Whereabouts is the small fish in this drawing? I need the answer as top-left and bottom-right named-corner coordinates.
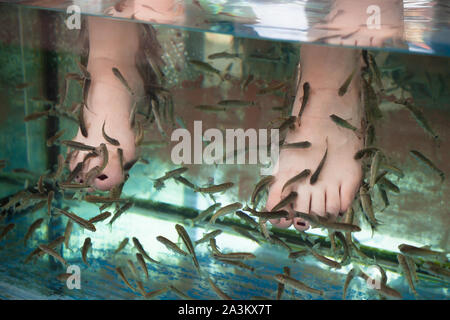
top-left (405, 256), bottom-right (419, 284)
top-left (175, 224), bottom-right (200, 272)
top-left (270, 234), bottom-right (292, 252)
top-left (144, 287), bottom-right (169, 299)
top-left (370, 151), bottom-right (382, 189)
top-left (77, 60), bottom-right (90, 79)
top-left (85, 165), bottom-right (102, 186)
top-left (410, 150), bottom-right (445, 182)
top-left (56, 273), bottom-right (72, 282)
top-left (359, 185), bottom-right (378, 226)
top-left (64, 220), bottom-right (73, 249)
top-left (208, 51), bottom-right (240, 60)
top-left (251, 175), bottom-right (274, 205)
top-left (330, 114), bottom-right (358, 131)
top-left (24, 111), bottom-right (49, 122)
top-left (354, 147), bottom-right (379, 160)
top-left (46, 129), bottom-right (66, 147)
top-left (241, 74), bottom-right (254, 91)
top-left (154, 167), bottom-right (188, 189)
top-left (297, 82), bottom-right (310, 124)
top-left (15, 82), bottom-right (32, 89)
top-left (194, 230), bottom-right (222, 246)
top-left (136, 253), bottom-right (149, 280)
top-left (209, 202), bottom-right (242, 224)
top-left (397, 253), bottom-right (417, 295)
top-left (102, 121), bottom-right (120, 146)
top-left (213, 252), bottom-right (256, 260)
top-left (174, 176), bottom-right (197, 190)
top-left (402, 102), bottom-right (438, 140)
top-left (195, 182), bottom-right (234, 194)
top-left (310, 145), bottom-right (328, 185)
top-left (380, 163), bottom-right (404, 178)
top-left (288, 250), bottom-right (309, 260)
top-left (335, 232), bottom-right (350, 265)
top-left (294, 211), bottom-right (360, 232)
top-left (257, 82), bottom-right (287, 95)
top-left (274, 274), bottom-right (324, 296)
top-left (78, 105), bottom-right (88, 138)
top-left (282, 169), bottom-right (311, 192)
top-left (379, 177), bottom-right (400, 194)
top-left (231, 226), bottom-right (260, 245)
top-left (115, 266), bottom-right (135, 292)
top-left (38, 244), bottom-right (67, 266)
top-left (88, 211), bottom-right (112, 224)
top-left (422, 262), bottom-right (450, 279)
top-left (280, 141), bottom-right (311, 149)
top-left (357, 269), bottom-right (402, 299)
top-left (24, 218), bottom-right (44, 246)
top-left (37, 175), bottom-right (45, 194)
top-left (194, 105), bottom-right (226, 112)
top-left (55, 208), bottom-right (96, 232)
top-left (191, 203), bottom-right (222, 224)
top-left (271, 191), bottom-right (297, 212)
top-left (235, 210), bottom-right (259, 228)
top-left (307, 244), bottom-right (342, 269)
top-left (109, 202), bottom-right (133, 226)
top-left (338, 67), bottom-right (357, 96)
top-left (208, 278), bottom-right (232, 300)
top-left (114, 237), bottom-right (129, 254)
top-left (343, 268), bottom-right (357, 300)
top-left (112, 67), bottom-right (134, 95)
top-left (61, 140), bottom-right (96, 152)
top-left (127, 260), bottom-right (140, 280)
top-left (133, 237), bottom-right (159, 264)
top-left (169, 285), bottom-right (195, 300)
top-left (245, 206), bottom-right (289, 220)
top-left (209, 238), bottom-right (222, 255)
top-left (81, 237), bottom-right (92, 265)
top-left (189, 60), bottom-right (222, 79)
top-left (157, 236), bottom-right (189, 256)
top-left (217, 99), bottom-right (255, 108)
top-left (25, 236), bottom-right (65, 263)
top-left (134, 120), bottom-right (144, 146)
top-left (216, 258), bottom-right (255, 273)
top-left (398, 244), bottom-right (447, 260)
top-left (84, 195), bottom-right (124, 204)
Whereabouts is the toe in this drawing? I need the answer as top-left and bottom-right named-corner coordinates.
top-left (326, 186), bottom-right (341, 219)
top-left (267, 181), bottom-right (293, 228)
top-left (340, 182), bottom-right (360, 213)
top-left (310, 187), bottom-right (326, 217)
top-left (292, 189), bottom-right (311, 231)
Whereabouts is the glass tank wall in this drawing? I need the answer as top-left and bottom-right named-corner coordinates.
top-left (0, 1), bottom-right (449, 300)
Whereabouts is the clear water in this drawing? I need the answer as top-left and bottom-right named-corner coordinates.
top-left (0, 1), bottom-right (449, 300)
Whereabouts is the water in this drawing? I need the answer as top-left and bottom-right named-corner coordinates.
top-left (0, 1), bottom-right (449, 300)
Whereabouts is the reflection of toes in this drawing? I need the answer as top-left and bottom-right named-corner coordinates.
top-left (269, 217), bottom-right (293, 228)
top-left (293, 218), bottom-right (309, 231)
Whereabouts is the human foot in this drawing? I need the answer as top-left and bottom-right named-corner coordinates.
top-left (68, 18), bottom-right (144, 191)
top-left (104, 0), bottom-right (185, 24)
top-left (266, 45), bottom-right (364, 231)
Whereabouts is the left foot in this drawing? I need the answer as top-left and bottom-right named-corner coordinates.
top-left (68, 17), bottom-right (144, 191)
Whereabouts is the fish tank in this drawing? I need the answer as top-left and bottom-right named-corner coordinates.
top-left (0, 0), bottom-right (448, 301)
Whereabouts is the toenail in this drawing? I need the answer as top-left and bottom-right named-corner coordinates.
top-left (97, 174), bottom-right (108, 181)
top-left (296, 221), bottom-right (306, 227)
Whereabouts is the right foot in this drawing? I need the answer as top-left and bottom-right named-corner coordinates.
top-left (266, 45), bottom-right (364, 231)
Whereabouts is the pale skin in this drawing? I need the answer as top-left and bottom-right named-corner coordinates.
top-left (69, 0), bottom-right (403, 231)
top-left (267, 0), bottom-right (404, 231)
